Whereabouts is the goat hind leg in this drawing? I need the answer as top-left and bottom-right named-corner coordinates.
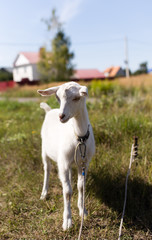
top-left (40, 150), bottom-right (51, 200)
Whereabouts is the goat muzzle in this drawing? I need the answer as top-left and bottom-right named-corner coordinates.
top-left (59, 113), bottom-right (65, 121)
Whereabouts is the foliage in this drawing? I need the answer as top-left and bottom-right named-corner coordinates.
top-left (37, 47), bottom-right (52, 82)
top-left (42, 8), bottom-right (62, 32)
top-left (88, 79), bottom-right (151, 98)
top-left (88, 80), bottom-right (117, 97)
top-left (133, 62), bottom-right (148, 75)
top-left (38, 9), bottom-right (74, 82)
top-left (0, 68), bottom-right (13, 82)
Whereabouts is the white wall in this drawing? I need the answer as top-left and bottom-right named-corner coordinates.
top-left (13, 65), bottom-right (33, 82)
top-left (13, 53), bottom-right (41, 82)
top-left (13, 64), bottom-right (40, 82)
top-left (32, 64), bottom-right (40, 80)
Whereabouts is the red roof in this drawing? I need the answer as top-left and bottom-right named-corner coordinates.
top-left (72, 69), bottom-right (105, 80)
top-left (21, 52), bottom-right (40, 64)
top-left (104, 66), bottom-right (121, 78)
top-left (13, 52), bottom-right (40, 66)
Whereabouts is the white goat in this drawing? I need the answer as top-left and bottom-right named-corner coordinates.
top-left (38, 81), bottom-right (95, 231)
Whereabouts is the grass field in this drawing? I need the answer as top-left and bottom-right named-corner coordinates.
top-left (0, 75), bottom-right (152, 239)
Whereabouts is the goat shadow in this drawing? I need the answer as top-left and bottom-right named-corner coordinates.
top-left (87, 166), bottom-right (152, 231)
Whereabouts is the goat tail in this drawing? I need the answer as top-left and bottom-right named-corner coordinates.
top-left (40, 102), bottom-right (51, 113)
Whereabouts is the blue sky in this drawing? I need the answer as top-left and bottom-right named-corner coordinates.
top-left (0, 0), bottom-right (152, 72)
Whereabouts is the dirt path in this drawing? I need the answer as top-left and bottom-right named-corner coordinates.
top-left (0, 97), bottom-right (97, 103)
top-left (0, 97), bottom-right (42, 102)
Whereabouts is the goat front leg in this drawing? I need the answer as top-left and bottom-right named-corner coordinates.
top-left (77, 165), bottom-right (88, 218)
top-left (58, 162), bottom-right (72, 231)
top-left (40, 150), bottom-right (51, 200)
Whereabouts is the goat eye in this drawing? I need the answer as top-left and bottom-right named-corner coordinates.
top-left (73, 97), bottom-right (80, 101)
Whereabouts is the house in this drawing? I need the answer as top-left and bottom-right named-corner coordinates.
top-left (104, 66), bottom-right (125, 79)
top-left (13, 52), bottom-right (40, 84)
top-left (71, 69), bottom-right (105, 81)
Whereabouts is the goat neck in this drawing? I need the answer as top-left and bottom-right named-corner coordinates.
top-left (72, 104), bottom-right (89, 137)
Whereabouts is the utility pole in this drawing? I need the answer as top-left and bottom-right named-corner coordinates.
top-left (124, 36), bottom-right (130, 78)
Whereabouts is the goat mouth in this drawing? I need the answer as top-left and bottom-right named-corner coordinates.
top-left (60, 117), bottom-right (69, 123)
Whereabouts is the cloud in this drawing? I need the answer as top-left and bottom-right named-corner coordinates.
top-left (59, 0), bottom-right (83, 23)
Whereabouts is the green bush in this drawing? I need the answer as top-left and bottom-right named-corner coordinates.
top-left (88, 80), bottom-right (117, 97)
top-left (0, 69), bottom-right (13, 82)
top-left (88, 79), bottom-right (152, 99)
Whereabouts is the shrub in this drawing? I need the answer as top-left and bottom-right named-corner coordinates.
top-left (0, 69), bottom-right (13, 82)
top-left (88, 80), bottom-right (117, 97)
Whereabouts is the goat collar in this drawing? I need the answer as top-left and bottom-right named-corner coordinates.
top-left (77, 125), bottom-right (90, 143)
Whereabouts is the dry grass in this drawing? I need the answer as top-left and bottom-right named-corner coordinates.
top-left (1, 75), bottom-right (152, 99)
top-left (116, 74), bottom-right (152, 87)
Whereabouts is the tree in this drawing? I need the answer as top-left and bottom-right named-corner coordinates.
top-left (0, 68), bottom-right (13, 82)
top-left (139, 62), bottom-right (148, 73)
top-left (42, 8), bottom-right (62, 32)
top-left (133, 62), bottom-right (148, 75)
top-left (38, 9), bottom-right (74, 82)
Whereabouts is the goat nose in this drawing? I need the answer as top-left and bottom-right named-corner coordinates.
top-left (59, 113), bottom-right (65, 120)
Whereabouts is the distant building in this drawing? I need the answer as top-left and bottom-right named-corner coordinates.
top-left (71, 69), bottom-right (105, 81)
top-left (104, 66), bottom-right (125, 79)
top-left (13, 52), bottom-right (40, 83)
top-left (148, 69), bottom-right (152, 74)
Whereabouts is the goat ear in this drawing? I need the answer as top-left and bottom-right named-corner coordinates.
top-left (37, 86), bottom-right (59, 96)
top-left (79, 86), bottom-right (88, 97)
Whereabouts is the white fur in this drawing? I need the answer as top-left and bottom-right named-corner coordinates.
top-left (38, 82), bottom-right (95, 231)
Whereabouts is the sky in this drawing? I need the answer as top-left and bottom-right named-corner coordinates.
top-left (0, 0), bottom-right (152, 72)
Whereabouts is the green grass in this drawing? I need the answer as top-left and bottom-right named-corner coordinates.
top-left (0, 85), bottom-right (152, 239)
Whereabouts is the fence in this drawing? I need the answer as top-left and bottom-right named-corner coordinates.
top-left (0, 81), bottom-right (15, 91)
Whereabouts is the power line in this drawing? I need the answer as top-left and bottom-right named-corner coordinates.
top-left (0, 39), bottom-right (152, 47)
top-left (0, 38), bottom-right (124, 47)
top-left (73, 38), bottom-right (123, 46)
top-left (0, 42), bottom-right (41, 47)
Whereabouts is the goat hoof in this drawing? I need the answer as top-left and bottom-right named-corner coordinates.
top-left (40, 194), bottom-right (47, 200)
top-left (62, 218), bottom-right (72, 231)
